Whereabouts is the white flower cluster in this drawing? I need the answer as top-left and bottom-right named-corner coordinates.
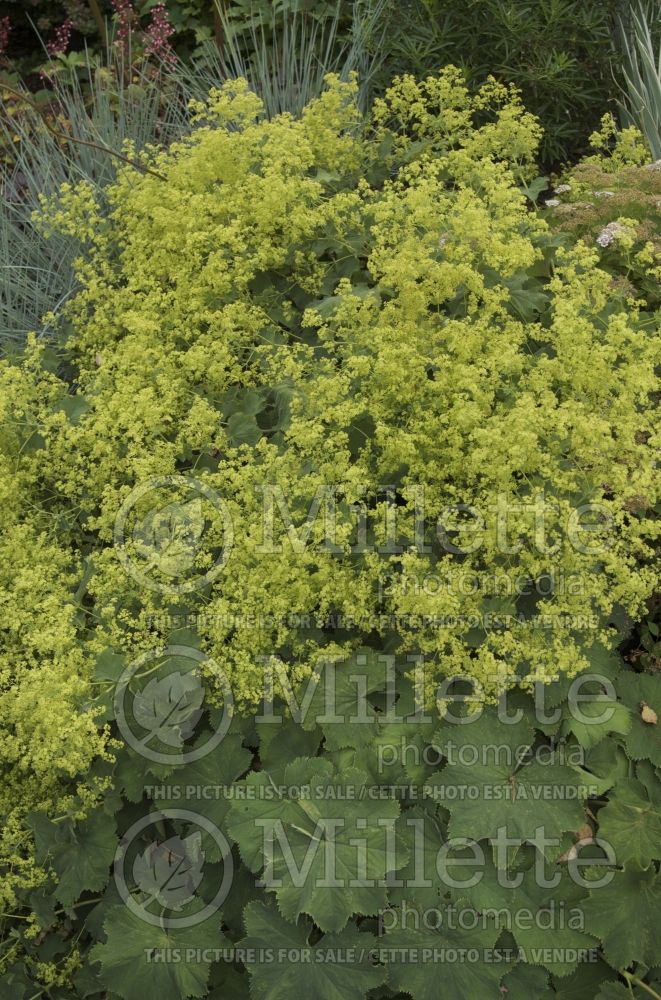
top-left (596, 221), bottom-right (629, 248)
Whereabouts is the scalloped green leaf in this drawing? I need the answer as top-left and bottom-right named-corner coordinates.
top-left (596, 776), bottom-right (661, 868)
top-left (227, 759), bottom-right (405, 932)
top-left (582, 866), bottom-right (661, 969)
top-left (89, 904), bottom-right (226, 1000)
top-left (241, 900), bottom-right (386, 999)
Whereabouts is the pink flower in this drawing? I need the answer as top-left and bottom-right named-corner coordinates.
top-left (46, 17), bottom-right (73, 57)
top-left (144, 3), bottom-right (176, 64)
top-left (111, 0), bottom-right (137, 44)
top-left (0, 16), bottom-right (11, 62)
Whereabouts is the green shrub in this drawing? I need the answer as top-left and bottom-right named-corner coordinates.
top-left (373, 0), bottom-right (627, 164)
top-left (0, 72), bottom-right (659, 997)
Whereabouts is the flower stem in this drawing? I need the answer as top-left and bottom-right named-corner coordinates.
top-left (622, 971), bottom-right (661, 1000)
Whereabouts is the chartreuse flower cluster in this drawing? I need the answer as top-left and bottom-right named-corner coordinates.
top-left (0, 70), bottom-right (659, 995)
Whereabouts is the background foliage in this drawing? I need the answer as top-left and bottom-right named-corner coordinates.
top-left (0, 0), bottom-right (649, 165)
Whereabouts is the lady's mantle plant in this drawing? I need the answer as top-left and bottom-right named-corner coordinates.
top-left (0, 70), bottom-right (659, 997)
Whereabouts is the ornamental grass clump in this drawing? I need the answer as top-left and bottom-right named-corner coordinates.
top-left (0, 72), bottom-right (659, 987)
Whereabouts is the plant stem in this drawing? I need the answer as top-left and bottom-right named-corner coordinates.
top-left (0, 84), bottom-right (167, 181)
top-left (623, 971), bottom-right (661, 1000)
